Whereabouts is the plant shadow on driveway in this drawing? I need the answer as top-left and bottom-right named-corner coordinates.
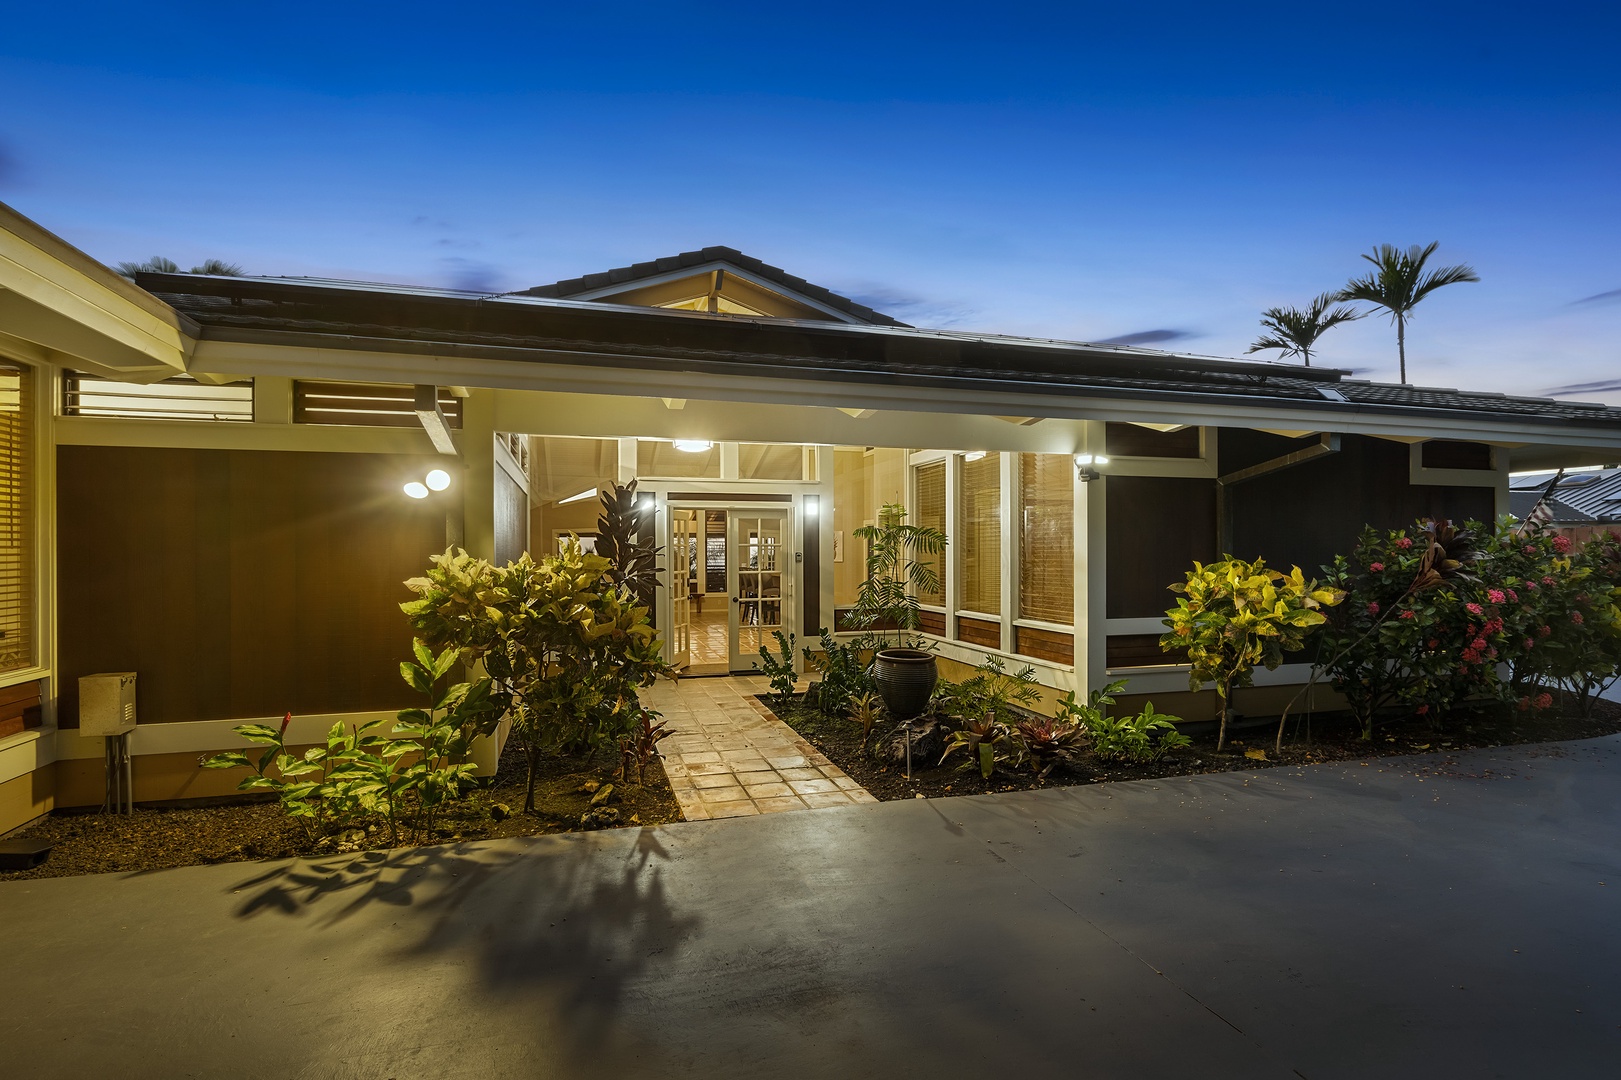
top-left (225, 826), bottom-right (704, 1059)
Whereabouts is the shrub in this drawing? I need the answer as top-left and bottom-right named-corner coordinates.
top-left (756, 629), bottom-right (798, 705)
top-left (617, 707), bottom-right (676, 785)
top-left (803, 629), bottom-right (873, 716)
top-left (931, 656), bottom-right (1041, 727)
top-left (1162, 557), bottom-right (1344, 750)
top-left (849, 503), bottom-right (946, 651)
top-left (1083, 704), bottom-right (1191, 763)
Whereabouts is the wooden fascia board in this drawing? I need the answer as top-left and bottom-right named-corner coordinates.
top-left (186, 336), bottom-right (1621, 454)
top-left (0, 220), bottom-right (192, 375)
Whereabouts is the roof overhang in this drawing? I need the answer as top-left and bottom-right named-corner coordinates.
top-left (0, 200), bottom-right (194, 379)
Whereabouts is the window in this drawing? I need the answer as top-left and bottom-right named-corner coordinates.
top-left (1018, 454), bottom-right (1073, 625)
top-left (63, 371), bottom-right (252, 422)
top-left (294, 382), bottom-right (463, 428)
top-left (914, 461), bottom-right (946, 606)
top-left (0, 364), bottom-right (32, 673)
top-left (960, 452), bottom-right (1000, 614)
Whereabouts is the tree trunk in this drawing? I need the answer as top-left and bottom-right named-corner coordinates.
top-left (1216, 677), bottom-right (1232, 751)
top-left (524, 744), bottom-right (541, 813)
top-left (1397, 315), bottom-right (1407, 384)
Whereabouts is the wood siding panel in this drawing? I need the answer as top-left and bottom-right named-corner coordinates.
top-left (493, 466), bottom-right (528, 566)
top-left (955, 615), bottom-right (1000, 648)
top-left (1421, 440), bottom-right (1493, 470)
top-left (1106, 634), bottom-right (1186, 668)
top-left (58, 446), bottom-right (445, 726)
top-left (1105, 423), bottom-right (1201, 459)
top-left (1106, 476), bottom-right (1219, 619)
top-left (919, 609), bottom-right (947, 637)
top-left (1014, 625), bottom-right (1073, 665)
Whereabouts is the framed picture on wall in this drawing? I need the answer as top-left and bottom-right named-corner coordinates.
top-left (554, 530), bottom-right (599, 554)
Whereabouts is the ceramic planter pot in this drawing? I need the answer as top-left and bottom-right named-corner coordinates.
top-left (872, 648), bottom-right (938, 721)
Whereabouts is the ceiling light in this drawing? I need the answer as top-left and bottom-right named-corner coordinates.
top-left (963, 450), bottom-right (987, 462)
top-left (558, 487), bottom-right (598, 505)
top-left (425, 468), bottom-right (451, 491)
top-left (403, 481), bottom-right (429, 499)
top-left (673, 439), bottom-right (713, 453)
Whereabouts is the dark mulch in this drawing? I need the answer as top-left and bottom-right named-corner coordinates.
top-left (0, 742), bottom-right (681, 881)
top-left (766, 693), bottom-right (1621, 802)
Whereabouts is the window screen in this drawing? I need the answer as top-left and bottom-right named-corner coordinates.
top-left (914, 461), bottom-right (946, 606)
top-left (1018, 454), bottom-right (1074, 625)
top-left (960, 453), bottom-right (1001, 614)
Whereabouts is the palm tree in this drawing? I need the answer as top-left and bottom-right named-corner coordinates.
top-left (1246, 292), bottom-right (1361, 367)
top-left (1333, 242), bottom-right (1479, 383)
top-left (114, 257), bottom-right (245, 279)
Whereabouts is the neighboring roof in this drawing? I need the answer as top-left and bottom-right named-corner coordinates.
top-left (141, 271), bottom-right (1621, 452)
top-left (1509, 467), bottom-right (1621, 523)
top-left (512, 246), bottom-right (910, 327)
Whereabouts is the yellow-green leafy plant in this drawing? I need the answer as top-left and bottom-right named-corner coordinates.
top-left (848, 691), bottom-right (884, 748)
top-left (1161, 557), bottom-right (1345, 751)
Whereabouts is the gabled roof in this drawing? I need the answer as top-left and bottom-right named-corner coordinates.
top-left (1510, 467), bottom-right (1621, 523)
top-left (512, 246), bottom-right (910, 327)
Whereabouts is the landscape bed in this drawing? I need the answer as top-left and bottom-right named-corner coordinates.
top-left (763, 693), bottom-right (1621, 801)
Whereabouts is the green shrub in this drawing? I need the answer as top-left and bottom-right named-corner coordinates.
top-left (931, 656), bottom-right (1040, 726)
top-left (803, 629), bottom-right (872, 716)
top-left (755, 629), bottom-right (798, 705)
top-left (1083, 703), bottom-right (1191, 763)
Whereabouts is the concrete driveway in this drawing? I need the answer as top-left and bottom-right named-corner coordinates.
top-left (3, 737), bottom-right (1620, 1079)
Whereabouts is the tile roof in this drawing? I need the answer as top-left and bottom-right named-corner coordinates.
top-left (512, 246), bottom-right (910, 327)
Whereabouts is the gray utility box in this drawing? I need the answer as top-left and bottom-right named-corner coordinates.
top-left (79, 673), bottom-right (137, 737)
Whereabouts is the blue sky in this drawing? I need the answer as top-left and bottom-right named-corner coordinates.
top-left (4, 2), bottom-right (1619, 400)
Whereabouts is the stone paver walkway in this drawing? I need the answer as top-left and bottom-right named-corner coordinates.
top-left (644, 675), bottom-right (877, 819)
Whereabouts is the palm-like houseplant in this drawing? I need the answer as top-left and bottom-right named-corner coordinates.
top-left (1333, 242), bottom-right (1479, 384)
top-left (850, 503), bottom-right (947, 720)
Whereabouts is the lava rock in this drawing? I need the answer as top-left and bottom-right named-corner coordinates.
top-left (490, 802), bottom-right (511, 822)
top-left (882, 719), bottom-right (945, 766)
top-left (580, 807), bottom-right (621, 830)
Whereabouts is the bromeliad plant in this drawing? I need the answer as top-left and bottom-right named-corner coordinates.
top-left (939, 716), bottom-right (1011, 779)
top-left (203, 643), bottom-right (504, 847)
top-left (1010, 715), bottom-right (1087, 778)
top-left (1161, 557), bottom-right (1344, 751)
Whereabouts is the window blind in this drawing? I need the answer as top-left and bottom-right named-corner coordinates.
top-left (960, 452), bottom-right (1001, 614)
top-left (0, 364), bottom-right (32, 673)
top-left (1019, 453), bottom-right (1074, 625)
top-left (914, 461), bottom-right (946, 606)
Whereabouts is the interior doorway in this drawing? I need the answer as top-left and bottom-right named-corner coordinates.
top-left (668, 503), bottom-right (794, 675)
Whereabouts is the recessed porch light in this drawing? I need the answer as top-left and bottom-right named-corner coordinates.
top-left (403, 481), bottom-right (429, 499)
top-left (673, 439), bottom-right (713, 453)
top-left (425, 468), bottom-right (451, 491)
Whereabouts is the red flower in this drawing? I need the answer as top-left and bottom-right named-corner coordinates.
top-left (1523, 638), bottom-right (1534, 650)
top-left (1553, 535), bottom-right (1573, 554)
top-left (279, 711), bottom-right (293, 737)
top-left (1427, 639), bottom-right (1439, 649)
top-left (1367, 601), bottom-right (1380, 615)
top-left (1488, 589), bottom-right (1506, 604)
top-left (1396, 537), bottom-right (1413, 549)
top-left (1471, 637), bottom-right (1488, 650)
top-left (1572, 611), bottom-right (1585, 625)
top-left (1542, 576), bottom-right (1558, 586)
top-left (1369, 562), bottom-right (1385, 572)
top-left (1507, 589), bottom-right (1519, 602)
top-left (1538, 625), bottom-right (1552, 637)
top-left (1466, 602), bottom-right (1484, 616)
top-left (1416, 704), bottom-right (1429, 715)
top-left (1523, 544), bottom-right (1537, 555)
top-left (1399, 609), bottom-right (1416, 620)
top-left (1461, 648), bottom-right (1481, 663)
top-left (1534, 692), bottom-right (1553, 710)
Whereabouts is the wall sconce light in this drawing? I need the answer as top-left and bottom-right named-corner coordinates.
top-left (404, 468), bottom-right (455, 499)
top-left (1074, 453), bottom-right (1109, 482)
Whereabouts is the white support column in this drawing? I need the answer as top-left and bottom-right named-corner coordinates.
top-left (461, 389), bottom-right (496, 560)
top-left (252, 376), bottom-right (293, 425)
top-left (999, 450), bottom-right (1017, 654)
top-left (945, 452), bottom-right (961, 643)
top-left (1081, 423), bottom-right (1109, 694)
top-left (817, 446), bottom-right (836, 640)
top-left (617, 437), bottom-right (638, 485)
top-left (720, 441), bottom-right (740, 480)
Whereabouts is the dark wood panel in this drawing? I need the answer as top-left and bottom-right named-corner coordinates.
top-left (802, 500), bottom-right (821, 637)
top-left (919, 609), bottom-right (947, 637)
top-left (1014, 625), bottom-right (1073, 664)
top-left (1105, 423), bottom-right (1201, 459)
top-left (0, 678), bottom-right (41, 738)
top-left (1106, 476), bottom-right (1218, 619)
top-left (1422, 440), bottom-right (1493, 470)
top-left (493, 467), bottom-right (527, 566)
top-left (955, 615), bottom-right (1000, 648)
top-left (1106, 634), bottom-right (1185, 668)
top-left (59, 446), bottom-right (446, 726)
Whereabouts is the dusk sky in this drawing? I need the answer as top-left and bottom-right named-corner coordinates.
top-left (4, 2), bottom-right (1618, 400)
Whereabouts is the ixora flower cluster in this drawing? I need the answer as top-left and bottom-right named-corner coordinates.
top-left (1317, 520), bottom-right (1621, 738)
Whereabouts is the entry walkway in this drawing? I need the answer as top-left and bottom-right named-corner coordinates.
top-left (643, 675), bottom-right (877, 820)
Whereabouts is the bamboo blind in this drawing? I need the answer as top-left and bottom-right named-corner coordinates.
top-left (0, 365), bottom-right (31, 673)
top-left (1018, 453), bottom-right (1074, 625)
top-left (914, 460), bottom-right (946, 605)
top-left (960, 452), bottom-right (1001, 614)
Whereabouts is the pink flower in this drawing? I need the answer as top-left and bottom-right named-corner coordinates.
top-left (1523, 638), bottom-right (1535, 650)
top-left (1369, 562), bottom-right (1385, 572)
top-left (1538, 625), bottom-right (1552, 637)
top-left (1507, 589), bottom-right (1519, 602)
top-left (1572, 611), bottom-right (1585, 625)
top-left (1471, 637), bottom-right (1488, 651)
top-left (1523, 544), bottom-right (1537, 555)
top-left (1416, 704), bottom-right (1429, 715)
top-left (1396, 537), bottom-right (1413, 550)
top-left (1488, 589), bottom-right (1506, 604)
top-left (1367, 601), bottom-right (1380, 615)
top-left (1542, 576), bottom-right (1558, 586)
top-left (1534, 692), bottom-right (1553, 710)
top-left (1399, 610), bottom-right (1416, 620)
top-left (1466, 602), bottom-right (1484, 616)
top-left (1524, 581), bottom-right (1538, 591)
top-left (1461, 647), bottom-right (1481, 663)
top-left (1553, 535), bottom-right (1573, 554)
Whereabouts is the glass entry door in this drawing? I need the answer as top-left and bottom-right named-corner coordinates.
top-left (670, 510), bottom-right (694, 669)
top-left (728, 511), bottom-right (789, 671)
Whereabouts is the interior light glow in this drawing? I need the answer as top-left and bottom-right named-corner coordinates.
top-left (425, 468), bottom-right (452, 491)
top-left (963, 450), bottom-right (987, 462)
top-left (558, 486), bottom-right (598, 505)
top-left (1074, 454), bottom-right (1110, 467)
top-left (403, 482), bottom-right (430, 499)
top-left (673, 439), bottom-right (713, 453)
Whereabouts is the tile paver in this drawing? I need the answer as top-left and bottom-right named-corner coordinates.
top-left (646, 674), bottom-right (879, 819)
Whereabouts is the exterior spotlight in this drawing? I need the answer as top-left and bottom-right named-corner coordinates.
top-left (963, 450), bottom-right (987, 462)
top-left (673, 439), bottom-right (713, 453)
top-left (1074, 453), bottom-right (1109, 483)
top-left (404, 481), bottom-right (430, 499)
top-left (425, 468), bottom-right (451, 491)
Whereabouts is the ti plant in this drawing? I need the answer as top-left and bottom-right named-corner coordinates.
top-left (939, 716), bottom-right (1011, 780)
top-left (597, 480), bottom-right (663, 610)
top-left (848, 691), bottom-right (885, 749)
top-left (618, 707), bottom-right (677, 785)
top-left (1161, 558), bottom-right (1344, 751)
top-left (756, 629), bottom-right (798, 705)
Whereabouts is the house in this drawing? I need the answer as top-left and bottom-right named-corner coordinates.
top-left (4, 199), bottom-right (1621, 835)
top-left (1509, 467), bottom-right (1621, 546)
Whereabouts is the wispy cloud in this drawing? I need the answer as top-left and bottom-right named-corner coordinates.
top-left (842, 284), bottom-right (974, 327)
top-left (1542, 378), bottom-right (1621, 397)
top-left (1571, 288), bottom-right (1621, 306)
top-left (438, 257), bottom-right (506, 293)
top-left (1096, 329), bottom-right (1198, 346)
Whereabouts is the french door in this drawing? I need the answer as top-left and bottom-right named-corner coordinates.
top-left (728, 511), bottom-right (789, 672)
top-left (670, 510), bottom-right (694, 669)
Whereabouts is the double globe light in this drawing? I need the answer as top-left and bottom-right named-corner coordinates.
top-left (404, 468), bottom-right (452, 499)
